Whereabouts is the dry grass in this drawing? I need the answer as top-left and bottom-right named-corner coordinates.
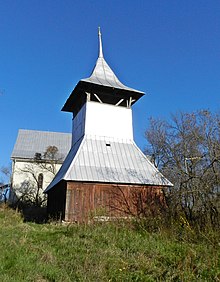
top-left (0, 205), bottom-right (219, 281)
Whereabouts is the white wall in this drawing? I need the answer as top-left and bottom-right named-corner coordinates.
top-left (85, 101), bottom-right (133, 140)
top-left (12, 160), bottom-right (62, 203)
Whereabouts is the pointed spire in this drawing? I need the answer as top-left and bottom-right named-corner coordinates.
top-left (62, 28), bottom-right (145, 113)
top-left (80, 28), bottom-right (144, 96)
top-left (98, 27), bottom-right (103, 58)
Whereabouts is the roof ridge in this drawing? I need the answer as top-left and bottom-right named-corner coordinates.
top-left (18, 129), bottom-right (71, 135)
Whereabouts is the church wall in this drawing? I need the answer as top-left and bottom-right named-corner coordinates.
top-left (12, 159), bottom-right (62, 204)
top-left (64, 182), bottom-right (167, 222)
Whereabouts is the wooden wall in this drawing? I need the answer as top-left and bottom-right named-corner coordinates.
top-left (64, 182), bottom-right (167, 222)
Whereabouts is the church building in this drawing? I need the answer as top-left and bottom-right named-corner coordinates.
top-left (45, 29), bottom-right (172, 222)
top-left (11, 129), bottom-right (71, 205)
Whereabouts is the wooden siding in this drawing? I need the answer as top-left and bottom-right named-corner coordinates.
top-left (65, 182), bottom-right (167, 222)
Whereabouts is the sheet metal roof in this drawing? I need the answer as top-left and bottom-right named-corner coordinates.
top-left (62, 28), bottom-right (144, 113)
top-left (81, 57), bottom-right (144, 94)
top-left (81, 28), bottom-right (144, 94)
top-left (45, 136), bottom-right (172, 192)
top-left (11, 129), bottom-right (72, 161)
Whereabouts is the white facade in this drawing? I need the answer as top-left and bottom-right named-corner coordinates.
top-left (72, 101), bottom-right (133, 145)
top-left (12, 159), bottom-right (62, 205)
top-left (85, 101), bottom-right (133, 140)
top-left (12, 160), bottom-right (62, 191)
top-left (11, 129), bottom-right (72, 205)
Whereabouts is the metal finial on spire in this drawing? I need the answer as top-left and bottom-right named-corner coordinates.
top-left (98, 27), bottom-right (103, 58)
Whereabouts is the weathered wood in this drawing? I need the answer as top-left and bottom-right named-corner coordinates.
top-left (63, 182), bottom-right (167, 222)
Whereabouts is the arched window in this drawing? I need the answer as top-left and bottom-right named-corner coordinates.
top-left (38, 173), bottom-right (43, 189)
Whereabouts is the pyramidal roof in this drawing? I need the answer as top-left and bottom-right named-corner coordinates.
top-left (81, 27), bottom-right (144, 94)
top-left (45, 137), bottom-right (173, 192)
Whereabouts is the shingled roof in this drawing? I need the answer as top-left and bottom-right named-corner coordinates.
top-left (11, 129), bottom-right (72, 162)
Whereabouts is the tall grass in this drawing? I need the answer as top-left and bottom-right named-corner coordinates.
top-left (0, 205), bottom-right (219, 281)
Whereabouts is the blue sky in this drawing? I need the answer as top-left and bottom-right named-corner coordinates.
top-left (0, 0), bottom-right (220, 177)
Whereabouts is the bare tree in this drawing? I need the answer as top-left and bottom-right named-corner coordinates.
top-left (108, 186), bottom-right (166, 218)
top-left (16, 146), bottom-right (61, 207)
top-left (34, 145), bottom-right (61, 175)
top-left (0, 165), bottom-right (11, 184)
top-left (145, 110), bottom-right (220, 227)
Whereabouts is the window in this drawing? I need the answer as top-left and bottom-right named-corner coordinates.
top-left (38, 173), bottom-right (43, 189)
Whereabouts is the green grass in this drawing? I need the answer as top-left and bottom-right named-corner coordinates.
top-left (0, 206), bottom-right (219, 281)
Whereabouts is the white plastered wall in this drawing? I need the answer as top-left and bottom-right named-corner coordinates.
top-left (12, 159), bottom-right (62, 202)
top-left (72, 101), bottom-right (133, 142)
top-left (85, 101), bottom-right (133, 140)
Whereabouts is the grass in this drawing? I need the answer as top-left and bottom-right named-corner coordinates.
top-left (0, 205), bottom-right (219, 281)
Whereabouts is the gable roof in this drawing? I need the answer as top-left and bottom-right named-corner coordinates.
top-left (45, 136), bottom-right (173, 192)
top-left (11, 129), bottom-right (72, 162)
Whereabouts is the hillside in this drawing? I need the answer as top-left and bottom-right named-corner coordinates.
top-left (0, 206), bottom-right (219, 281)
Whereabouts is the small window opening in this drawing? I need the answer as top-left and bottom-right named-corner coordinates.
top-left (106, 143), bottom-right (111, 147)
